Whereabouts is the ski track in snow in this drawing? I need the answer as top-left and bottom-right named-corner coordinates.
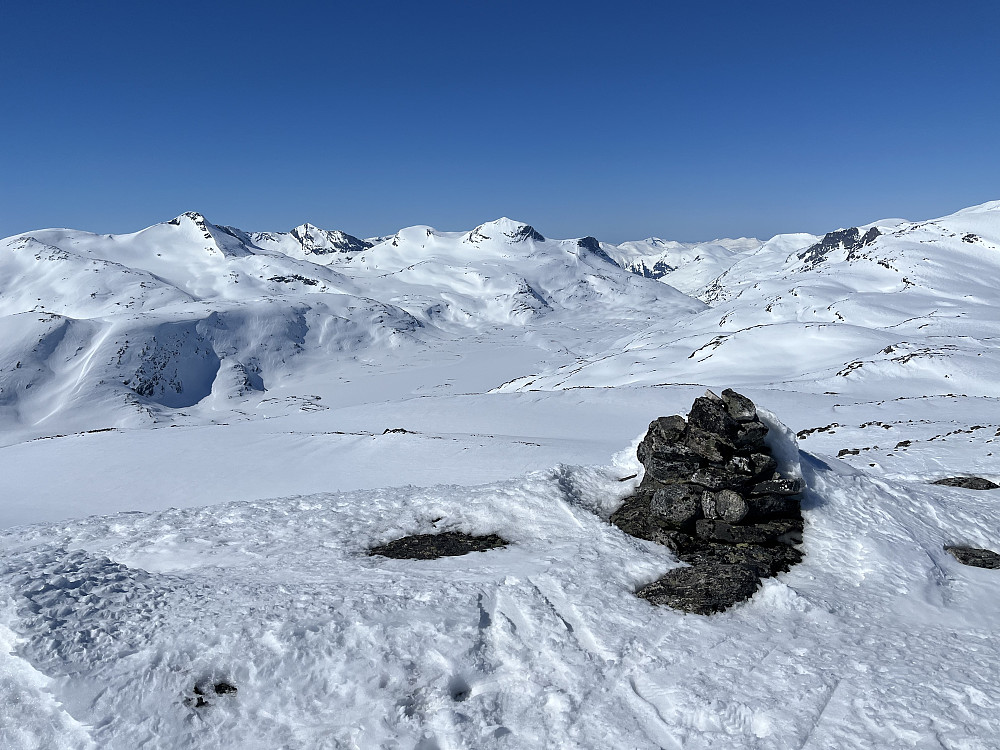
top-left (2, 204), bottom-right (1000, 747)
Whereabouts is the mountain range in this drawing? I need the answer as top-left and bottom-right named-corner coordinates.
top-left (2, 201), bottom-right (999, 749)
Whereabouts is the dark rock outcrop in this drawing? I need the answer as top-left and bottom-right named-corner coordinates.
top-left (577, 236), bottom-right (616, 264)
top-left (797, 226), bottom-right (881, 270)
top-left (945, 546), bottom-right (1000, 569)
top-left (369, 532), bottom-right (508, 560)
top-left (611, 389), bottom-right (804, 614)
top-left (932, 476), bottom-right (999, 490)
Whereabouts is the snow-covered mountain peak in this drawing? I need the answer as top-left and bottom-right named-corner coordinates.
top-left (947, 198), bottom-right (1000, 215)
top-left (157, 211), bottom-right (258, 258)
top-left (172, 210), bottom-right (209, 225)
top-left (465, 217), bottom-right (545, 245)
top-left (575, 236), bottom-right (617, 264)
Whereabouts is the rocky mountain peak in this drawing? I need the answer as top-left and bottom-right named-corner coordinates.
top-left (289, 223), bottom-right (372, 255)
top-left (796, 226), bottom-right (881, 270)
top-left (465, 218), bottom-right (545, 245)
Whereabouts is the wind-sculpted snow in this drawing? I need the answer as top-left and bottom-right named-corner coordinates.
top-left (2, 457), bottom-right (999, 748)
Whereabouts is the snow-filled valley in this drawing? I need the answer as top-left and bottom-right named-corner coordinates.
top-left (2, 202), bottom-right (1000, 749)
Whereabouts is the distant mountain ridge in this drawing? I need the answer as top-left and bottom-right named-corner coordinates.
top-left (2, 201), bottom-right (999, 436)
top-left (0, 213), bottom-right (702, 432)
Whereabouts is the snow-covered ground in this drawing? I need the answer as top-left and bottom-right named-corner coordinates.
top-left (2, 202), bottom-right (999, 748)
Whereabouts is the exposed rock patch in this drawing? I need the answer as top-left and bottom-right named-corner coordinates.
top-left (945, 546), bottom-right (1000, 569)
top-left (797, 226), bottom-right (881, 270)
top-left (186, 681), bottom-right (238, 709)
top-left (611, 389), bottom-right (804, 614)
top-left (369, 532), bottom-right (508, 560)
top-left (932, 476), bottom-right (999, 490)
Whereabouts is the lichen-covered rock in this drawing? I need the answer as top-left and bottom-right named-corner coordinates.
top-left (636, 562), bottom-right (762, 615)
top-left (635, 415), bottom-right (687, 465)
top-left (687, 396), bottom-right (738, 439)
top-left (721, 388), bottom-right (757, 422)
top-left (644, 451), bottom-right (701, 484)
top-left (732, 421), bottom-right (769, 451)
top-left (649, 484), bottom-right (703, 529)
top-left (683, 425), bottom-right (733, 463)
top-left (701, 489), bottom-right (748, 523)
top-left (682, 542), bottom-right (802, 578)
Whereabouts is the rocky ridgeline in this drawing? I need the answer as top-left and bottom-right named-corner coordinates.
top-left (611, 389), bottom-right (804, 614)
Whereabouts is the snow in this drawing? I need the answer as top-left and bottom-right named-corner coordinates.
top-left (2, 202), bottom-right (1000, 747)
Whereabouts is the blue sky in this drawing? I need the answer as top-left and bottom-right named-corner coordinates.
top-left (2, 0), bottom-right (998, 242)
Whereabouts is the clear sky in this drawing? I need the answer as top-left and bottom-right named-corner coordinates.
top-left (2, 0), bottom-right (998, 243)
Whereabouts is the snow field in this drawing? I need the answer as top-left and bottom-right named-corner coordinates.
top-left (3, 443), bottom-right (999, 748)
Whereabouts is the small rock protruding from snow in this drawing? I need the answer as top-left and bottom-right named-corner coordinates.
top-left (611, 389), bottom-right (805, 614)
top-left (932, 476), bottom-right (1000, 490)
top-left (945, 546), bottom-right (1000, 568)
top-left (186, 680), bottom-right (238, 709)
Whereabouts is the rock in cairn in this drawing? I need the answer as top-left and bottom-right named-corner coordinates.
top-left (611, 389), bottom-right (804, 614)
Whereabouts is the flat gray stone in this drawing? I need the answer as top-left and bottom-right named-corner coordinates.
top-left (369, 532), bottom-right (508, 559)
top-left (695, 518), bottom-right (803, 546)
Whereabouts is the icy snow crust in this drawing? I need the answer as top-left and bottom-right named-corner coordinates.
top-left (2, 203), bottom-right (1000, 747)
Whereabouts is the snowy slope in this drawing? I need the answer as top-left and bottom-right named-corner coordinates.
top-left (2, 202), bottom-right (1000, 749)
top-left (0, 213), bottom-right (700, 438)
top-left (2, 418), bottom-right (999, 749)
top-left (505, 201), bottom-right (1000, 400)
top-left (606, 236), bottom-right (762, 296)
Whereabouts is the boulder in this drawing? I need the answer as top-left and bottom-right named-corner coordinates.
top-left (649, 484), bottom-right (703, 529)
top-left (701, 489), bottom-right (748, 523)
top-left (644, 451), bottom-right (701, 484)
top-left (687, 396), bottom-right (738, 439)
top-left (683, 425), bottom-right (734, 463)
top-left (732, 420), bottom-right (769, 451)
top-left (682, 542), bottom-right (802, 578)
top-left (721, 388), bottom-right (757, 422)
top-left (636, 415), bottom-right (687, 465)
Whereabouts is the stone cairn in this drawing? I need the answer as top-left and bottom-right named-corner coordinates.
top-left (611, 389), bottom-right (804, 614)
